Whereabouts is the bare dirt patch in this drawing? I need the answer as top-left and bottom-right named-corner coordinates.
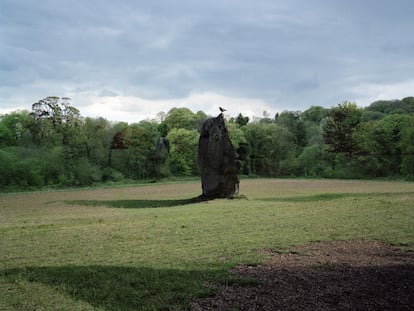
top-left (192, 240), bottom-right (414, 310)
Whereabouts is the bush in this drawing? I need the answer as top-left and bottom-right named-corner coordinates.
top-left (102, 167), bottom-right (125, 182)
top-left (0, 148), bottom-right (45, 188)
top-left (0, 149), bottom-right (15, 187)
top-left (72, 157), bottom-right (102, 186)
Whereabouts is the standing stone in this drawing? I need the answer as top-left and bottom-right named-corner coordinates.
top-left (198, 114), bottom-right (239, 198)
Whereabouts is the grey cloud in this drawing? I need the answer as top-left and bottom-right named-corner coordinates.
top-left (1, 0), bottom-right (414, 115)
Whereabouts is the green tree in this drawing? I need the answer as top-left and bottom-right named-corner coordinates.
top-left (323, 102), bottom-right (362, 155)
top-left (108, 122), bottom-right (129, 179)
top-left (235, 113), bottom-right (249, 127)
top-left (227, 123), bottom-right (250, 174)
top-left (302, 106), bottom-right (327, 124)
top-left (83, 117), bottom-right (112, 167)
top-left (0, 110), bottom-right (32, 147)
top-left (359, 114), bottom-right (412, 176)
top-left (159, 108), bottom-right (201, 136)
top-left (360, 110), bottom-right (384, 122)
top-left (166, 128), bottom-right (199, 176)
top-left (275, 111), bottom-right (307, 147)
top-left (29, 96), bottom-right (82, 146)
top-left (400, 116), bottom-right (414, 178)
top-left (301, 106), bottom-right (326, 148)
top-left (299, 145), bottom-right (326, 176)
top-left (28, 97), bottom-right (93, 186)
top-left (126, 121), bottom-right (160, 179)
top-left (366, 97), bottom-right (414, 115)
top-left (195, 110), bottom-right (208, 131)
top-left (243, 123), bottom-right (294, 176)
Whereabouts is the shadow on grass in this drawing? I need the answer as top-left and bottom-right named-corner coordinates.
top-left (259, 192), bottom-right (414, 203)
top-left (260, 193), bottom-right (353, 203)
top-left (66, 197), bottom-right (205, 209)
top-left (5, 263), bottom-right (412, 311)
top-left (2, 265), bottom-right (225, 311)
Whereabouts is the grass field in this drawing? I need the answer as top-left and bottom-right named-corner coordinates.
top-left (1, 179), bottom-right (413, 310)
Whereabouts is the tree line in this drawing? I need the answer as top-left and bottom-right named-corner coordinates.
top-left (1, 96), bottom-right (413, 189)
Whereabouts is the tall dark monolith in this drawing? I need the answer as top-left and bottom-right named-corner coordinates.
top-left (198, 113), bottom-right (239, 198)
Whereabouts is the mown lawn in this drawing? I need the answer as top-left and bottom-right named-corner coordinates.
top-left (1, 179), bottom-right (413, 310)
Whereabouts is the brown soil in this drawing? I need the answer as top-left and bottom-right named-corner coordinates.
top-left (191, 240), bottom-right (414, 310)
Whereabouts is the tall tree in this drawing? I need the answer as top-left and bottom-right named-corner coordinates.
top-left (166, 128), bottom-right (199, 176)
top-left (359, 114), bottom-right (412, 176)
top-left (323, 102), bottom-right (362, 155)
top-left (159, 107), bottom-right (200, 136)
top-left (29, 96), bottom-right (82, 146)
top-left (0, 110), bottom-right (31, 147)
top-left (121, 121), bottom-right (160, 179)
top-left (243, 123), bottom-right (294, 175)
top-left (400, 116), bottom-right (414, 177)
top-left (235, 113), bottom-right (249, 127)
top-left (302, 106), bottom-right (327, 124)
top-left (275, 111), bottom-right (307, 147)
top-left (227, 123), bottom-right (250, 174)
top-left (83, 117), bottom-right (112, 166)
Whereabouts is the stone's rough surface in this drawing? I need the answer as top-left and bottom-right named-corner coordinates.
top-left (198, 114), bottom-right (239, 198)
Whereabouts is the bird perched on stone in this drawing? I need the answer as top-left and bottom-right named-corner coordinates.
top-left (219, 107), bottom-right (227, 113)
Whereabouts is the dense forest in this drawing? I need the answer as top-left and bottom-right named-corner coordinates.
top-left (1, 96), bottom-right (414, 190)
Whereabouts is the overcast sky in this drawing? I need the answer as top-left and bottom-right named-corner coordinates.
top-left (1, 0), bottom-right (414, 123)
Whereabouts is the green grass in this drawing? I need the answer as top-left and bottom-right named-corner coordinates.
top-left (260, 191), bottom-right (414, 202)
top-left (1, 179), bottom-right (413, 310)
top-left (66, 197), bottom-right (202, 209)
